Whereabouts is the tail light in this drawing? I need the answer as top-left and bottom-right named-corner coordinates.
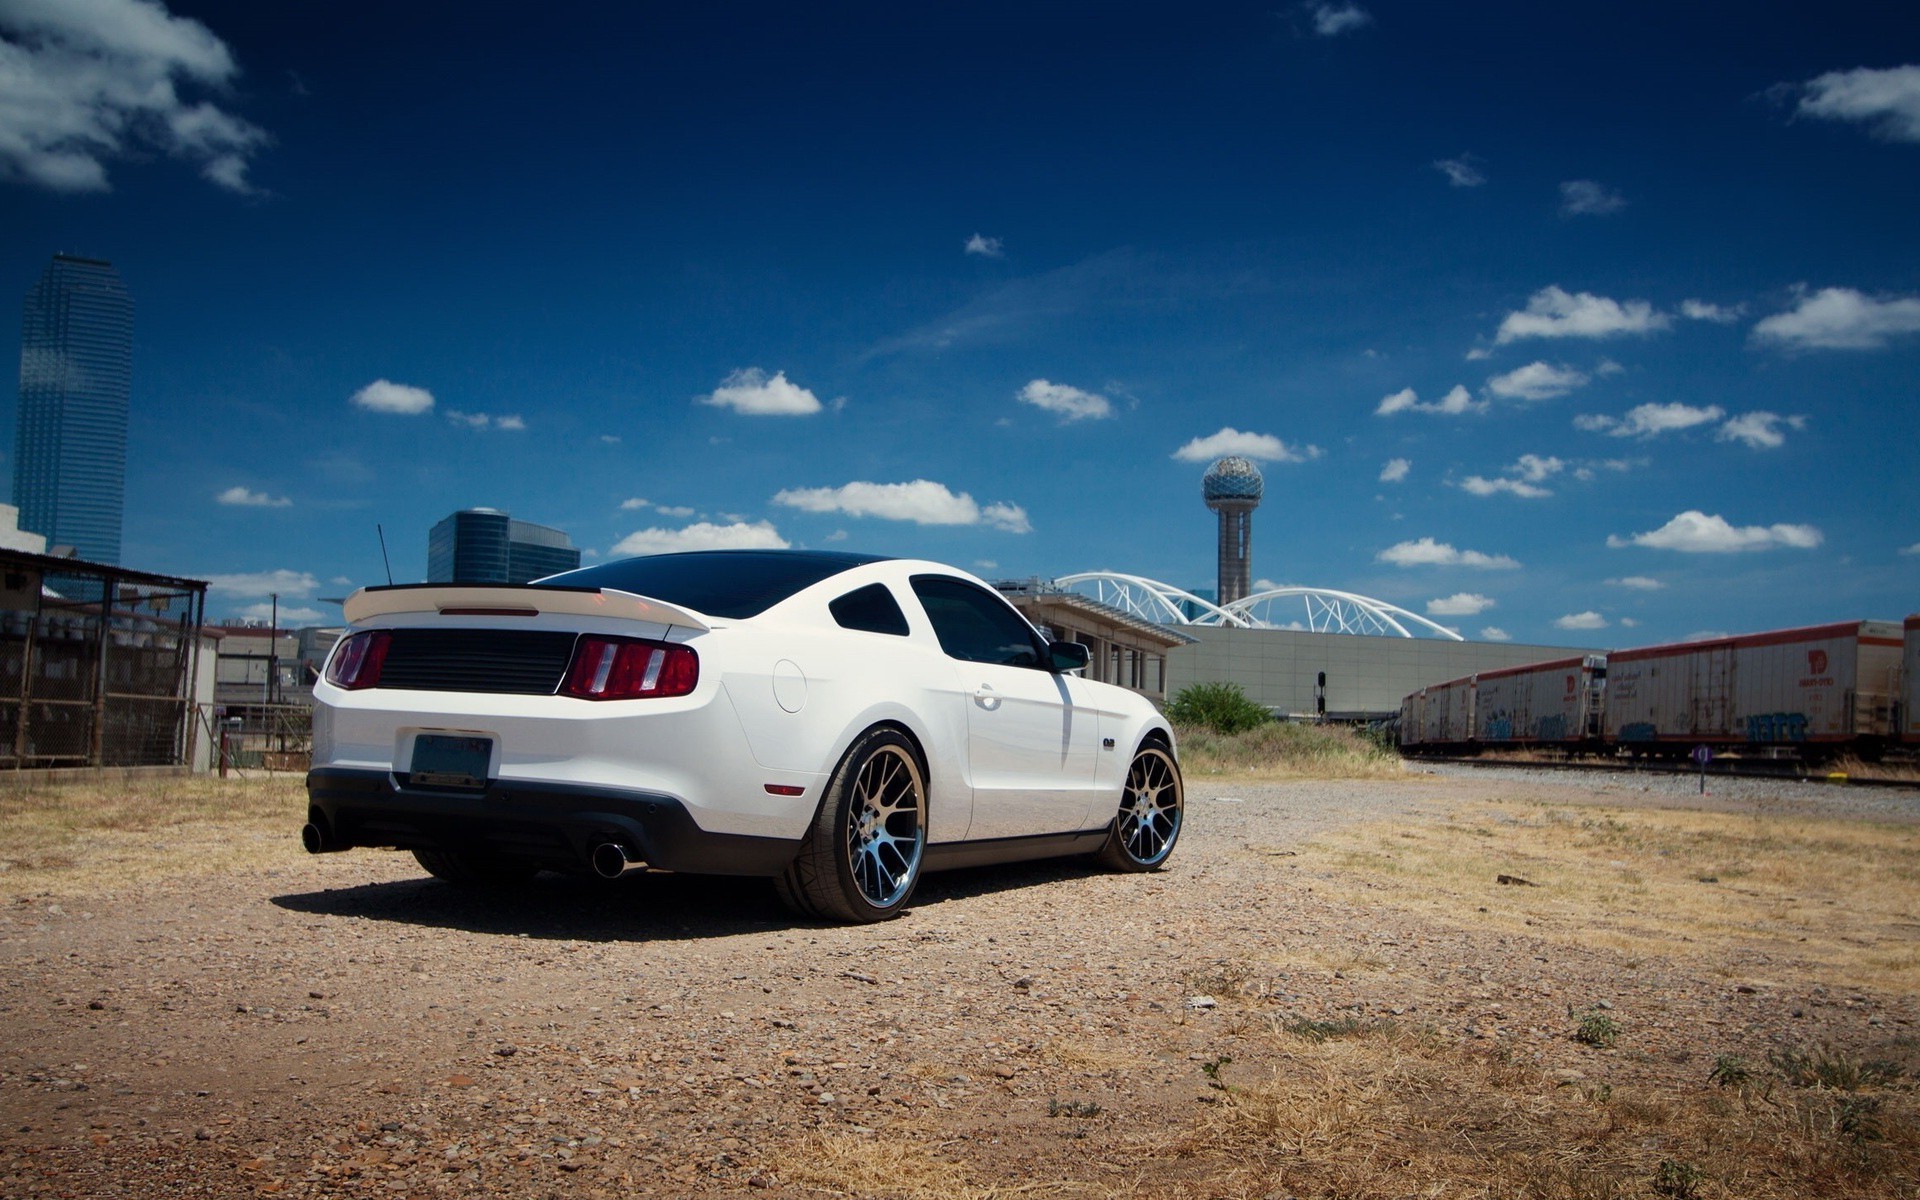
top-left (562, 636), bottom-right (698, 700)
top-left (325, 630), bottom-right (392, 689)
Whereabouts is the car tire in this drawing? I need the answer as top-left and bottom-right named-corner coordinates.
top-left (775, 727), bottom-right (927, 923)
top-left (411, 848), bottom-right (538, 887)
top-left (1095, 743), bottom-right (1183, 872)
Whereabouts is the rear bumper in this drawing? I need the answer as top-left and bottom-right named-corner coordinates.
top-left (304, 767), bottom-right (802, 876)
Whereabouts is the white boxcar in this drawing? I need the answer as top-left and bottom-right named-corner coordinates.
top-left (1408, 674), bottom-right (1475, 747)
top-left (1904, 615), bottom-right (1920, 744)
top-left (1474, 655), bottom-right (1605, 747)
top-left (1604, 620), bottom-right (1902, 750)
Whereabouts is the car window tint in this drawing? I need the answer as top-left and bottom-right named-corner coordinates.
top-left (829, 584), bottom-right (910, 636)
top-left (909, 576), bottom-right (1043, 667)
top-left (536, 550), bottom-right (887, 619)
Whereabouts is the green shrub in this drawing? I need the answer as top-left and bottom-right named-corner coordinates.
top-left (1167, 682), bottom-right (1271, 735)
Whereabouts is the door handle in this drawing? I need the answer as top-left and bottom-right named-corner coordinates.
top-left (973, 685), bottom-right (1001, 710)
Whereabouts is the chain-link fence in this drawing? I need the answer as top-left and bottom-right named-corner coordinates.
top-left (204, 702), bottom-right (312, 773)
top-left (0, 557), bottom-right (206, 770)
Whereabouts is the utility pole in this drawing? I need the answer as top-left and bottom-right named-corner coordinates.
top-left (266, 592), bottom-right (278, 706)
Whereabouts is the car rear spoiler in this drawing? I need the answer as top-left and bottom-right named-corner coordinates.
top-left (341, 584), bottom-right (711, 632)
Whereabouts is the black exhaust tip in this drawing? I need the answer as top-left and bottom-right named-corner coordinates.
top-left (591, 842), bottom-right (633, 879)
top-left (301, 822), bottom-right (329, 854)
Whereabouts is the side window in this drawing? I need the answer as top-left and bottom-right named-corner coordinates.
top-left (909, 576), bottom-right (1045, 668)
top-left (829, 583), bottom-right (910, 637)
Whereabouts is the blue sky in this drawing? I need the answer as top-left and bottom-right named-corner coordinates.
top-left (2, 1), bottom-right (1917, 644)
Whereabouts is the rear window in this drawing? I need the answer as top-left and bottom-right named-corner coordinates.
top-left (829, 584), bottom-right (911, 636)
top-left (539, 551), bottom-right (887, 619)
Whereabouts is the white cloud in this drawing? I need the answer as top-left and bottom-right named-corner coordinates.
top-left (964, 233), bottom-right (1004, 258)
top-left (1479, 626), bottom-right (1511, 642)
top-left (1495, 286), bottom-right (1668, 344)
top-left (974, 559), bottom-right (998, 572)
top-left (216, 485), bottom-right (289, 508)
top-left (1901, 543), bottom-right (1920, 556)
top-left (1172, 427), bottom-right (1321, 463)
top-left (230, 602), bottom-right (326, 625)
top-left (351, 379), bottom-right (434, 415)
top-left (445, 409), bottom-right (523, 430)
top-left (1378, 457), bottom-right (1410, 483)
top-left (1554, 611), bottom-right (1609, 630)
top-left (1485, 361), bottom-right (1588, 401)
top-left (204, 568), bottom-right (318, 599)
top-left (1460, 476), bottom-right (1551, 499)
top-left (1307, 2), bottom-right (1371, 36)
top-left (1433, 155), bottom-right (1484, 187)
top-left (1751, 287), bottom-right (1920, 351)
top-left (1681, 299), bottom-right (1744, 323)
top-left (610, 520), bottom-right (790, 557)
top-left (1717, 411), bottom-right (1805, 450)
top-left (1576, 402), bottom-right (1725, 439)
top-left (1018, 379), bottom-right (1111, 421)
top-left (1427, 592), bottom-right (1495, 616)
top-left (0, 0), bottom-right (269, 193)
top-left (656, 504), bottom-right (694, 518)
top-left (619, 497), bottom-right (649, 510)
top-left (1512, 454), bottom-right (1563, 483)
top-left (1376, 538), bottom-right (1520, 569)
top-left (1607, 510), bottom-right (1823, 553)
top-left (699, 367), bottom-right (825, 415)
top-left (1375, 383), bottom-right (1485, 417)
top-left (1793, 65), bottom-right (1920, 143)
top-left (1619, 617), bottom-right (1639, 628)
top-left (823, 529), bottom-right (848, 543)
top-left (773, 479), bottom-right (1031, 533)
top-left (1607, 575), bottom-right (1664, 590)
top-left (1559, 180), bottom-right (1626, 216)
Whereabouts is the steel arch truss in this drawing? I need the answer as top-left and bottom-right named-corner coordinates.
top-left (1054, 573), bottom-right (1463, 640)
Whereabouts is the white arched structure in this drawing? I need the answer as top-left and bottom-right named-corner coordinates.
top-left (1053, 573), bottom-right (1464, 641)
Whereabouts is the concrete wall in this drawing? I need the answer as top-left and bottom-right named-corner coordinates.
top-left (1165, 627), bottom-right (1590, 718)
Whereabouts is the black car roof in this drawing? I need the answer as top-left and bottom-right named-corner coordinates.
top-left (538, 550), bottom-right (893, 619)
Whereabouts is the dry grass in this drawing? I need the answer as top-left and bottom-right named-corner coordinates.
top-left (1293, 798), bottom-right (1920, 992)
top-left (1175, 722), bottom-right (1407, 782)
top-left (780, 1130), bottom-right (1106, 1198)
top-left (1180, 1021), bottom-right (1920, 1199)
top-left (0, 772), bottom-right (307, 893)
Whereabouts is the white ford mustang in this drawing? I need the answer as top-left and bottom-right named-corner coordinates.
top-left (304, 550), bottom-right (1183, 922)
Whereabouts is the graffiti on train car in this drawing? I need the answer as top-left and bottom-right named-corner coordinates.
top-left (1746, 712), bottom-right (1810, 742)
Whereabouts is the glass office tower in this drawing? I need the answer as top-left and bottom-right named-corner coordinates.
top-left (14, 255), bottom-right (132, 565)
top-left (427, 509), bottom-right (581, 584)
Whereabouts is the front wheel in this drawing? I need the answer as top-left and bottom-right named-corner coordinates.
top-left (775, 728), bottom-right (927, 923)
top-left (1095, 744), bottom-right (1183, 872)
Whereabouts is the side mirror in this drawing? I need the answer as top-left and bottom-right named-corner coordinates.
top-left (1047, 640), bottom-right (1090, 673)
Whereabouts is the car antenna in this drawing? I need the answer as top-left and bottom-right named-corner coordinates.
top-left (376, 524), bottom-right (394, 585)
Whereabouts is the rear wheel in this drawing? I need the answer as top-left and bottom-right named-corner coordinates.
top-left (775, 727), bottom-right (926, 923)
top-left (1095, 744), bottom-right (1183, 872)
top-left (411, 848), bottom-right (538, 887)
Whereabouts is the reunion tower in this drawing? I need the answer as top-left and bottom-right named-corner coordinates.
top-left (1202, 456), bottom-right (1264, 606)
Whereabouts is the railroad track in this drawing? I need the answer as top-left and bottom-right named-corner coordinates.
top-left (1406, 754), bottom-right (1920, 790)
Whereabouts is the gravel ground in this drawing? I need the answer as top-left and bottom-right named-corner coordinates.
top-left (2, 766), bottom-right (1917, 1197)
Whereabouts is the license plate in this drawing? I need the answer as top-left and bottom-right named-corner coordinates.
top-left (409, 734), bottom-right (491, 789)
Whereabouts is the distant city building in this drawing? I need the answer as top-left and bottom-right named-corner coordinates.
top-left (427, 508), bottom-right (581, 584)
top-left (1202, 456), bottom-right (1263, 607)
top-left (13, 254), bottom-right (131, 565)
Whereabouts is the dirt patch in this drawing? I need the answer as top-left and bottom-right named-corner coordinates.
top-left (2, 769), bottom-right (1917, 1197)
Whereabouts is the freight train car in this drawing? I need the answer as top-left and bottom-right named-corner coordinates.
top-left (1399, 673), bottom-right (1476, 750)
top-left (1904, 615), bottom-right (1920, 745)
top-left (1602, 620), bottom-right (1901, 753)
top-left (1473, 655), bottom-right (1606, 749)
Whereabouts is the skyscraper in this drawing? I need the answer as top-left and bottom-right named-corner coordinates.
top-left (427, 508), bottom-right (581, 584)
top-left (14, 255), bottom-right (132, 565)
